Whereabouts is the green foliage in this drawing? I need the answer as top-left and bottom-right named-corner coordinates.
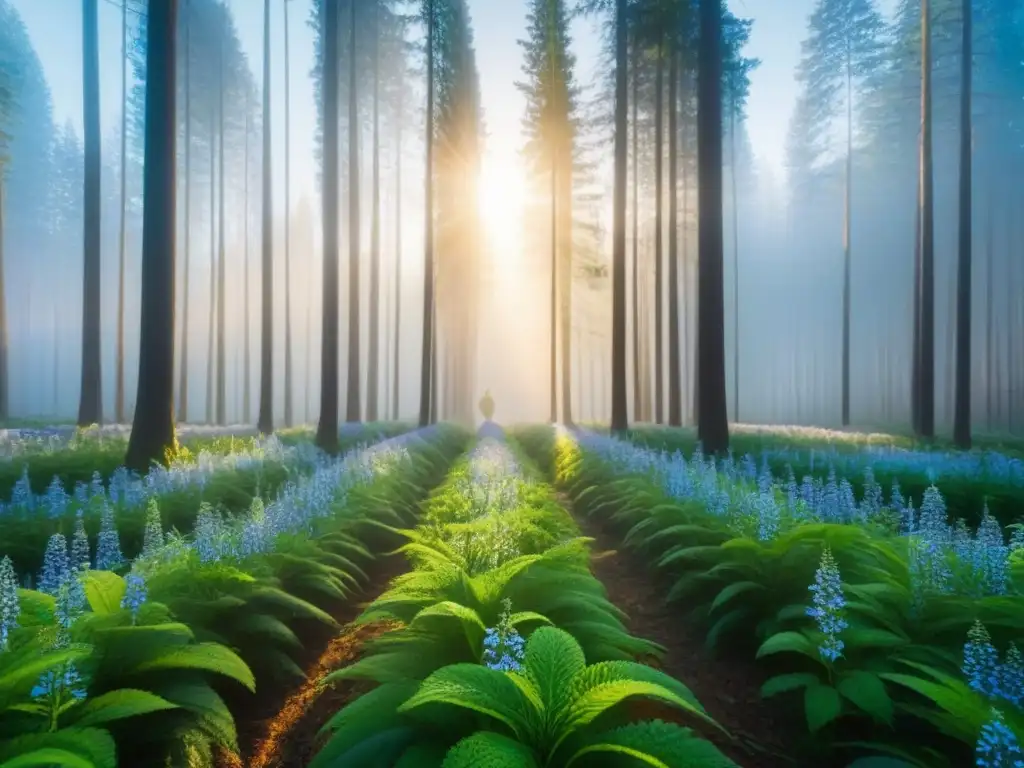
top-left (529, 426), bottom-right (1024, 766)
top-left (312, 436), bottom-right (732, 766)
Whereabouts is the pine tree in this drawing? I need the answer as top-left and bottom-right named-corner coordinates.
top-left (795, 0), bottom-right (884, 426)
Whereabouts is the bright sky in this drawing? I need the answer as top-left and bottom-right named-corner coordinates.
top-left (12, 0), bottom-right (900, 196)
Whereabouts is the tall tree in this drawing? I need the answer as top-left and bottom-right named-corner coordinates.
top-left (667, 42), bottom-right (681, 426)
top-left (126, 0), bottom-right (178, 471)
top-left (257, 0), bottom-right (274, 433)
top-left (917, 0), bottom-right (935, 438)
top-left (952, 0), bottom-right (971, 447)
top-left (366, 0), bottom-right (382, 422)
top-left (215, 5), bottom-right (227, 426)
top-left (178, 0), bottom-right (192, 423)
top-left (283, 0), bottom-right (294, 427)
top-left (243, 86), bottom-right (251, 422)
top-left (79, 0), bottom-right (103, 426)
top-left (392, 58), bottom-right (403, 421)
top-left (418, 0), bottom-right (436, 427)
top-left (316, 0), bottom-right (340, 451)
top-left (795, 0), bottom-right (883, 426)
top-left (346, 0), bottom-right (362, 423)
top-left (696, 0), bottom-right (728, 452)
top-left (611, 0), bottom-right (628, 431)
top-left (115, 0), bottom-right (129, 423)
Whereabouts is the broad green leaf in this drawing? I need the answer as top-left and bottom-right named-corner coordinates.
top-left (81, 571), bottom-right (126, 616)
top-left (397, 663), bottom-right (533, 739)
top-left (837, 671), bottom-right (893, 724)
top-left (134, 643), bottom-right (256, 692)
top-left (709, 581), bottom-right (765, 615)
top-left (523, 626), bottom-right (585, 714)
top-left (804, 684), bottom-right (842, 732)
top-left (442, 732), bottom-right (540, 767)
top-left (761, 673), bottom-right (820, 698)
top-left (63, 688), bottom-right (179, 727)
top-left (566, 720), bottom-right (736, 767)
top-left (0, 749), bottom-right (95, 768)
top-left (0, 728), bottom-right (116, 768)
top-left (755, 631), bottom-right (818, 660)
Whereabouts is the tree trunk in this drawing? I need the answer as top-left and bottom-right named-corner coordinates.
top-left (610, 0), bottom-right (628, 432)
top-left (243, 91), bottom-right (251, 423)
top-left (366, 0), bottom-right (382, 422)
top-left (345, 0), bottom-right (361, 423)
top-left (549, 120), bottom-right (558, 423)
top-left (178, 0), bottom-right (191, 423)
top-left (79, 0), bottom-right (103, 427)
top-left (696, 0), bottom-right (728, 453)
top-left (216, 21), bottom-right (226, 426)
top-left (667, 47), bottom-right (681, 427)
top-left (985, 193), bottom-right (993, 429)
top-left (841, 44), bottom-right (853, 426)
top-left (283, 0), bottom-right (293, 427)
top-left (630, 33), bottom-right (640, 423)
top-left (729, 96), bottom-right (739, 423)
top-left (952, 0), bottom-right (972, 447)
top-left (257, 0), bottom-right (274, 434)
top-left (115, 0), bottom-right (128, 424)
top-left (315, 0), bottom-right (340, 452)
top-left (653, 40), bottom-right (664, 425)
top-left (206, 101), bottom-right (215, 425)
top-left (918, 0), bottom-right (935, 438)
top-left (0, 176), bottom-right (7, 421)
top-left (392, 67), bottom-right (403, 421)
top-left (126, 0), bottom-right (178, 472)
top-left (418, 0), bottom-right (435, 427)
top-left (911, 153), bottom-right (922, 431)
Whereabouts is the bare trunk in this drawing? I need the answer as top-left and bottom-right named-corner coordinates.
top-left (116, 0), bottom-right (128, 423)
top-left (283, 0), bottom-right (293, 427)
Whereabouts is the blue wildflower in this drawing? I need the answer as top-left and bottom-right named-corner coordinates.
top-left (11, 465), bottom-right (33, 511)
top-left (889, 480), bottom-right (905, 517)
top-left (975, 708), bottom-right (1024, 768)
top-left (806, 547), bottom-right (848, 662)
top-left (54, 571), bottom-right (87, 630)
top-left (141, 499), bottom-right (163, 557)
top-left (38, 534), bottom-right (70, 596)
top-left (482, 598), bottom-right (526, 672)
top-left (94, 503), bottom-right (123, 571)
top-left (1000, 644), bottom-right (1023, 709)
top-left (0, 556), bottom-right (19, 651)
top-left (31, 663), bottom-right (87, 702)
top-left (71, 512), bottom-right (90, 571)
top-left (121, 572), bottom-right (147, 624)
top-left (44, 475), bottom-right (69, 519)
top-left (964, 621), bottom-right (1002, 699)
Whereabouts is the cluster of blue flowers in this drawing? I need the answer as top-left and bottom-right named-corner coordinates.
top-left (0, 434), bottom-right (306, 522)
top-left (132, 429), bottom-right (434, 570)
top-left (573, 431), bottom-right (1022, 601)
top-left (975, 709), bottom-right (1024, 768)
top-left (0, 556), bottom-right (18, 651)
top-left (482, 598), bottom-right (526, 672)
top-left (963, 621), bottom-right (1024, 708)
top-left (806, 547), bottom-right (848, 662)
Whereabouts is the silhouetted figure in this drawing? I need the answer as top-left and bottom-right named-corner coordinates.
top-left (479, 389), bottom-right (495, 421)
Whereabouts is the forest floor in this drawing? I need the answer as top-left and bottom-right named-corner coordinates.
top-left (215, 555), bottom-right (407, 768)
top-left (563, 492), bottom-right (802, 768)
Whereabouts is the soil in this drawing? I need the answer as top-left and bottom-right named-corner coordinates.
top-left (566, 497), bottom-right (801, 768)
top-left (213, 555), bottom-right (407, 768)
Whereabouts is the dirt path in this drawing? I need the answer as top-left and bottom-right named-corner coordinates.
top-left (567, 497), bottom-right (799, 768)
top-left (213, 555), bottom-right (407, 768)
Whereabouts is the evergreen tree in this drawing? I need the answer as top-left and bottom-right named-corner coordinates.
top-left (518, 0), bottom-right (580, 425)
top-left (795, 0), bottom-right (885, 426)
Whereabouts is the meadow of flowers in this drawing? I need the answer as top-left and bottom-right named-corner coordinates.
top-left (511, 424), bottom-right (1024, 767)
top-left (0, 422), bottom-right (465, 767)
top-left (4, 418), bottom-right (1023, 767)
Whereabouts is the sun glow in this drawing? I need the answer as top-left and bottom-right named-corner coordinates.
top-left (477, 152), bottom-right (527, 262)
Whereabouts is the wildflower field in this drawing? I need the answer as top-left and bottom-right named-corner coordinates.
top-left (1, 421), bottom-right (1022, 767)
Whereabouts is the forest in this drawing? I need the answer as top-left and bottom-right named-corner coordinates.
top-left (0, 0), bottom-right (1022, 766)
